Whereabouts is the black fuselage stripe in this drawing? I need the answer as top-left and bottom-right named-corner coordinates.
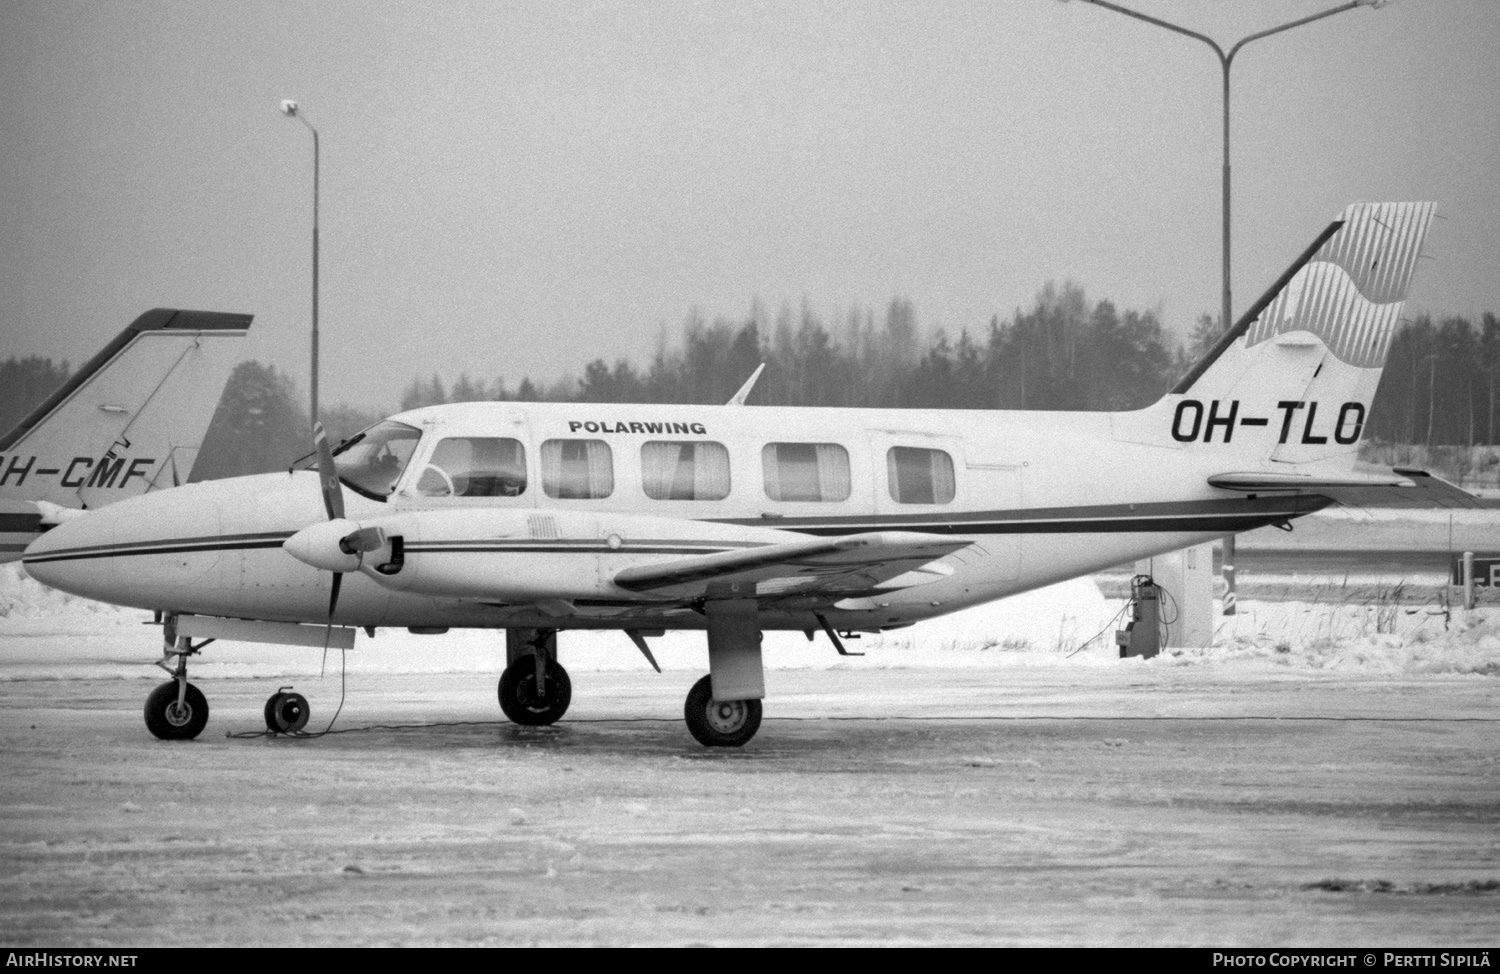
top-left (405, 545), bottom-right (736, 555)
top-left (20, 493), bottom-right (1327, 567)
top-left (23, 539), bottom-right (288, 564)
top-left (23, 507), bottom-right (1314, 566)
top-left (23, 531), bottom-right (293, 559)
top-left (793, 515), bottom-right (1299, 536)
top-left (713, 496), bottom-right (1327, 530)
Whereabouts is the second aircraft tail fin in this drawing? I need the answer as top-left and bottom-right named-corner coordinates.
top-left (0, 308), bottom-right (251, 511)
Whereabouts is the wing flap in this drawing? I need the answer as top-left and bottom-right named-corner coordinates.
top-left (1208, 468), bottom-right (1482, 510)
top-left (613, 531), bottom-right (970, 600)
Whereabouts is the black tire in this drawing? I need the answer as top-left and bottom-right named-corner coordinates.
top-left (144, 680), bottom-right (209, 741)
top-left (683, 674), bottom-right (761, 748)
top-left (264, 691), bottom-right (310, 734)
top-left (498, 657), bottom-right (572, 726)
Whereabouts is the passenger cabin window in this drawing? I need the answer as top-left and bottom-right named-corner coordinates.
top-left (641, 441), bottom-right (731, 500)
top-left (887, 446), bottom-right (956, 504)
top-left (416, 437), bottom-right (527, 497)
top-left (762, 443), bottom-right (851, 502)
top-left (541, 439), bottom-right (614, 499)
top-left (325, 421), bottom-right (421, 500)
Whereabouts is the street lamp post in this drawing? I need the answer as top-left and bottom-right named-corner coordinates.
top-left (1067, 0), bottom-right (1382, 616)
top-left (1069, 0), bottom-right (1382, 339)
top-left (280, 99), bottom-right (321, 427)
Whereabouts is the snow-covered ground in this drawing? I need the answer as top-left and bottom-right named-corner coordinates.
top-left (4, 560), bottom-right (1498, 682)
top-left (4, 558), bottom-right (1498, 946)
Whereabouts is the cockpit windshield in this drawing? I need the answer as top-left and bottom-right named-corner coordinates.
top-left (295, 421), bottom-right (422, 500)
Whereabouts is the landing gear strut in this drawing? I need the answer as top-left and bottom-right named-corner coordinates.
top-left (683, 674), bottom-right (761, 748)
top-left (144, 625), bottom-right (209, 740)
top-left (498, 630), bottom-right (571, 726)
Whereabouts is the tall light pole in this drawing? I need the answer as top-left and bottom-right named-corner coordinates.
top-left (1068, 0), bottom-right (1383, 339)
top-left (280, 99), bottom-right (321, 427)
top-left (1066, 0), bottom-right (1383, 617)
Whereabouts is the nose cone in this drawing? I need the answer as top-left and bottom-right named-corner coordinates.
top-left (22, 505), bottom-right (115, 598)
top-left (21, 478), bottom-right (226, 611)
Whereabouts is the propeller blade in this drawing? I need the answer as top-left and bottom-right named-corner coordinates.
top-left (314, 422), bottom-right (345, 521)
top-left (328, 571), bottom-right (343, 619)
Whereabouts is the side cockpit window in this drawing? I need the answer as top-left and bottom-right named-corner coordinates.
top-left (417, 437), bottom-right (527, 497)
top-left (329, 421), bottom-right (422, 500)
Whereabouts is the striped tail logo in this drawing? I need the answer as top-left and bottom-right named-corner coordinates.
top-left (1243, 202), bottom-right (1434, 368)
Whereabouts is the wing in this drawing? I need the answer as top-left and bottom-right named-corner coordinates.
top-left (1208, 468), bottom-right (1482, 510)
top-left (613, 531), bottom-right (970, 601)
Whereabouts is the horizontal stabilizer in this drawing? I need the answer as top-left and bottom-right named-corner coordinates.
top-left (614, 531), bottom-right (969, 600)
top-left (1208, 468), bottom-right (1482, 510)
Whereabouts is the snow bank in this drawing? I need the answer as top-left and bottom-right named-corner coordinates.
top-left (1183, 596), bottom-right (1500, 677)
top-left (2, 561), bottom-right (1498, 681)
top-left (0, 562), bottom-right (139, 628)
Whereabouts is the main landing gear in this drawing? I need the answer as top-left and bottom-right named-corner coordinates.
top-left (499, 604), bottom-right (769, 747)
top-left (683, 674), bottom-right (761, 748)
top-left (683, 598), bottom-right (767, 748)
top-left (499, 628), bottom-right (572, 726)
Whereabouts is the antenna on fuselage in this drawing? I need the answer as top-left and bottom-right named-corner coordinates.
top-left (726, 364), bottom-right (766, 406)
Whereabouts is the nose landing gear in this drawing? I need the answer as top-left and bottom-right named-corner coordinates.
top-left (144, 680), bottom-right (209, 740)
top-left (144, 624), bottom-right (210, 740)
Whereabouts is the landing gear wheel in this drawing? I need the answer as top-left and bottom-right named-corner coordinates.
top-left (498, 657), bottom-right (572, 726)
top-left (263, 691), bottom-right (310, 734)
top-left (683, 674), bottom-right (761, 748)
top-left (144, 680), bottom-right (209, 740)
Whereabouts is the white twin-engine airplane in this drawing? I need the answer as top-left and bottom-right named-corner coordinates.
top-left (22, 202), bottom-right (1478, 747)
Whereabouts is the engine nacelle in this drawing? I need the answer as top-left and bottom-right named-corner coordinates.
top-left (339, 508), bottom-right (795, 603)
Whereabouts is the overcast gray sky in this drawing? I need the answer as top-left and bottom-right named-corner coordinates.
top-left (3, 0), bottom-right (1497, 410)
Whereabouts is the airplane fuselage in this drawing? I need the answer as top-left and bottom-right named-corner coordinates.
top-left (24, 398), bottom-right (1325, 633)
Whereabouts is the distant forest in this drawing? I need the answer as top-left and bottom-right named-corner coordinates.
top-left (3, 284), bottom-right (1497, 483)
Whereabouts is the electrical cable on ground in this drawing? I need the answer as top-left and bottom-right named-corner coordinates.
top-left (223, 711), bottom-right (1500, 740)
top-left (1066, 600), bottom-right (1130, 658)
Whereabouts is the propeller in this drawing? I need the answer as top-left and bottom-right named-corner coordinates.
top-left (314, 421), bottom-right (344, 521)
top-left (284, 423), bottom-right (385, 620)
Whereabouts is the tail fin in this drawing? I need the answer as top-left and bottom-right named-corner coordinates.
top-left (0, 308), bottom-right (250, 510)
top-left (1154, 202), bottom-right (1434, 465)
